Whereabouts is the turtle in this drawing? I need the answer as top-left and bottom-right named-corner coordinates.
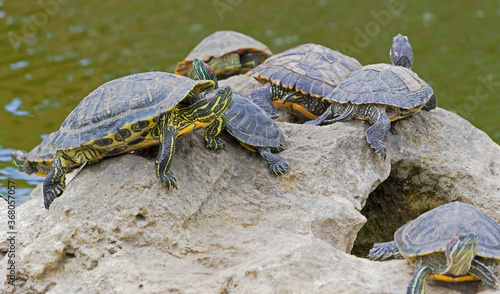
top-left (175, 30), bottom-right (273, 80)
top-left (247, 43), bottom-right (362, 119)
top-left (11, 132), bottom-right (60, 177)
top-left (192, 58), bottom-right (289, 175)
top-left (305, 34), bottom-right (437, 159)
top-left (43, 71), bottom-right (232, 209)
top-left (368, 202), bottom-right (500, 294)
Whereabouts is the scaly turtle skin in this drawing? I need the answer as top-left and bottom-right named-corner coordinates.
top-left (175, 30), bottom-right (272, 80)
top-left (369, 202), bottom-right (500, 294)
top-left (305, 34), bottom-right (437, 159)
top-left (247, 43), bottom-right (362, 119)
top-left (12, 132), bottom-right (60, 176)
top-left (43, 72), bottom-right (232, 209)
top-left (193, 58), bottom-right (289, 175)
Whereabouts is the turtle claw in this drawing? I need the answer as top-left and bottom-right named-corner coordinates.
top-left (206, 136), bottom-right (226, 151)
top-left (270, 161), bottom-right (289, 176)
top-left (43, 183), bottom-right (65, 209)
top-left (157, 169), bottom-right (177, 190)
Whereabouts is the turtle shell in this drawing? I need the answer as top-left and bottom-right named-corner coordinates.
top-left (21, 132), bottom-right (57, 163)
top-left (175, 30), bottom-right (272, 76)
top-left (51, 72), bottom-right (215, 150)
top-left (323, 63), bottom-right (434, 109)
top-left (248, 43), bottom-right (362, 98)
top-left (225, 94), bottom-right (284, 148)
top-left (395, 202), bottom-right (500, 261)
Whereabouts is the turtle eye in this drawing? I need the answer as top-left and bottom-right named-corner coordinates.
top-left (217, 89), bottom-right (225, 95)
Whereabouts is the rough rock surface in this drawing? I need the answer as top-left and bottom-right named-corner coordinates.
top-left (1, 75), bottom-right (499, 294)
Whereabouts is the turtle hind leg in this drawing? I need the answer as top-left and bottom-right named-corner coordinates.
top-left (304, 102), bottom-right (349, 126)
top-left (43, 147), bottom-right (105, 209)
top-left (364, 105), bottom-right (391, 160)
top-left (43, 150), bottom-right (75, 209)
top-left (469, 258), bottom-right (498, 288)
top-left (421, 94), bottom-right (437, 111)
top-left (407, 265), bottom-right (433, 294)
top-left (257, 147), bottom-right (289, 175)
top-left (249, 84), bottom-right (279, 118)
top-left (368, 241), bottom-right (403, 261)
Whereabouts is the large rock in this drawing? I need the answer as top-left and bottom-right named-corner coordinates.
top-left (1, 76), bottom-right (499, 294)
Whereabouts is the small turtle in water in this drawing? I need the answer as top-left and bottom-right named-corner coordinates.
top-left (305, 34), bottom-right (437, 159)
top-left (247, 43), bottom-right (362, 119)
top-left (42, 72), bottom-right (232, 209)
top-left (11, 132), bottom-right (67, 177)
top-left (175, 30), bottom-right (272, 80)
top-left (192, 58), bottom-right (289, 175)
top-left (369, 202), bottom-right (500, 294)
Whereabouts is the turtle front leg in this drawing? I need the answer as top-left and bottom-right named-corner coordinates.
top-left (469, 258), bottom-right (498, 288)
top-left (156, 114), bottom-right (179, 189)
top-left (368, 241), bottom-right (403, 261)
top-left (43, 150), bottom-right (75, 209)
top-left (364, 105), bottom-right (391, 160)
top-left (407, 264), bottom-right (433, 294)
top-left (205, 113), bottom-right (227, 151)
top-left (257, 147), bottom-right (289, 175)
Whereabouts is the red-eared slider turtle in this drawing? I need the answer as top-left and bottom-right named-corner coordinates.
top-left (305, 35), bottom-right (437, 159)
top-left (369, 202), bottom-right (500, 294)
top-left (12, 132), bottom-right (60, 177)
top-left (175, 30), bottom-right (272, 80)
top-left (43, 72), bottom-right (232, 209)
top-left (247, 43), bottom-right (362, 119)
top-left (192, 58), bottom-right (289, 175)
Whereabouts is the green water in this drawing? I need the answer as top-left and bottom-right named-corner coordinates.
top-left (1, 0), bottom-right (499, 204)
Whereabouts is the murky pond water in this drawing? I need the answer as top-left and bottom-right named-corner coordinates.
top-left (1, 0), bottom-right (499, 204)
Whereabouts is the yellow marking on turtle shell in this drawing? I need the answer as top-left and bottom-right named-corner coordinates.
top-left (87, 118), bottom-right (157, 150)
top-left (275, 101), bottom-right (318, 120)
top-left (147, 87), bottom-right (153, 103)
top-left (239, 142), bottom-right (257, 152)
top-left (427, 274), bottom-right (480, 282)
top-left (35, 171), bottom-right (49, 177)
top-left (245, 122), bottom-right (252, 132)
top-left (229, 112), bottom-right (240, 122)
top-left (178, 121), bottom-right (213, 137)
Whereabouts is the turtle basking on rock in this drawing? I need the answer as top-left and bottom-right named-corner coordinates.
top-left (369, 202), bottom-right (500, 294)
top-left (175, 30), bottom-right (272, 80)
top-left (11, 132), bottom-right (67, 177)
top-left (305, 34), bottom-right (437, 159)
top-left (247, 43), bottom-right (362, 119)
top-left (192, 58), bottom-right (289, 175)
top-left (42, 72), bottom-right (232, 209)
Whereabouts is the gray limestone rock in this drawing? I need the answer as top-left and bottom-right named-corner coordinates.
top-left (1, 75), bottom-right (499, 294)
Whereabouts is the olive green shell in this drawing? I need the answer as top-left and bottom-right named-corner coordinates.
top-left (11, 132), bottom-right (55, 176)
top-left (323, 63), bottom-right (435, 109)
top-left (248, 43), bottom-right (362, 98)
top-left (15, 132), bottom-right (57, 164)
top-left (175, 30), bottom-right (272, 76)
top-left (51, 72), bottom-right (215, 150)
top-left (395, 202), bottom-right (500, 260)
top-left (225, 94), bottom-right (285, 149)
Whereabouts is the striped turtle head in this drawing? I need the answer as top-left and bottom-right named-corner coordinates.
top-left (444, 233), bottom-right (478, 276)
top-left (193, 58), bottom-right (218, 88)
